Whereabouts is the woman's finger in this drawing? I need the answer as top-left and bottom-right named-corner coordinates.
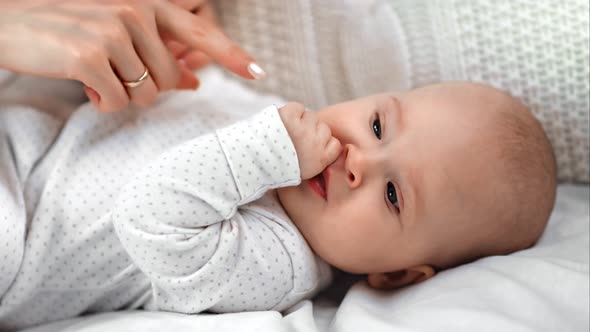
top-left (79, 57), bottom-right (129, 112)
top-left (84, 85), bottom-right (101, 107)
top-left (165, 39), bottom-right (189, 58)
top-left (100, 19), bottom-right (159, 107)
top-left (109, 44), bottom-right (159, 107)
top-left (122, 9), bottom-right (181, 92)
top-left (176, 60), bottom-right (200, 89)
top-left (164, 2), bottom-right (216, 70)
top-left (167, 0), bottom-right (208, 11)
top-left (181, 50), bottom-right (211, 70)
top-left (155, 2), bottom-right (265, 80)
top-left (195, 1), bottom-right (218, 24)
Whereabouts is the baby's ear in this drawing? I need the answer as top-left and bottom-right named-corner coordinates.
top-left (367, 265), bottom-right (436, 290)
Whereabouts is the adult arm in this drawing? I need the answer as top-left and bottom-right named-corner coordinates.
top-left (0, 0), bottom-right (262, 112)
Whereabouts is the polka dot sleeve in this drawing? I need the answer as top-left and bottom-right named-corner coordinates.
top-left (112, 105), bottom-right (303, 313)
top-left (0, 107), bottom-right (62, 299)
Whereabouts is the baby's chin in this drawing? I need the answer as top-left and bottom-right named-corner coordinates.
top-left (276, 184), bottom-right (322, 236)
top-left (275, 185), bottom-right (306, 226)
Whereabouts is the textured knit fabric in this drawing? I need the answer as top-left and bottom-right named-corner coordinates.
top-left (215, 0), bottom-right (411, 110)
top-left (0, 68), bottom-right (331, 330)
top-left (217, 0), bottom-right (589, 183)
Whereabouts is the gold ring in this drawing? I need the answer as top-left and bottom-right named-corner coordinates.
top-left (121, 67), bottom-right (149, 88)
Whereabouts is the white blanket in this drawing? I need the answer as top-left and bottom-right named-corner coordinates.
top-left (20, 184), bottom-right (589, 332)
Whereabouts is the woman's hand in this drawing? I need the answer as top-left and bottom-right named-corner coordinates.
top-left (0, 0), bottom-right (262, 112)
top-left (164, 0), bottom-right (217, 71)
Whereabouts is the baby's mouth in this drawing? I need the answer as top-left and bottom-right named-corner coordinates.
top-left (309, 171), bottom-right (327, 200)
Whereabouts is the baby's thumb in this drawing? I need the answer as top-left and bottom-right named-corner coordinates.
top-left (323, 137), bottom-right (342, 168)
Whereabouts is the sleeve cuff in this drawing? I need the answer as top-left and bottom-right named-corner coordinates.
top-left (216, 105), bottom-right (301, 203)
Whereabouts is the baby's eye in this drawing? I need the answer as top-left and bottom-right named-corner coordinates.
top-left (387, 182), bottom-right (399, 209)
top-left (372, 118), bottom-right (382, 139)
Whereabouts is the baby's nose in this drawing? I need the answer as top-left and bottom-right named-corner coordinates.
top-left (343, 144), bottom-right (371, 188)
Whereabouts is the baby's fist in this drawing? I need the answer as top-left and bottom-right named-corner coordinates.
top-left (278, 103), bottom-right (342, 180)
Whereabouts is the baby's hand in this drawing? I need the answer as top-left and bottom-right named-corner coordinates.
top-left (278, 103), bottom-right (342, 180)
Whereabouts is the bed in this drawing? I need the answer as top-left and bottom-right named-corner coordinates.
top-left (3, 0), bottom-right (589, 331)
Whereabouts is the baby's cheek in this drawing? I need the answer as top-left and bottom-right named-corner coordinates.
top-left (276, 185), bottom-right (314, 230)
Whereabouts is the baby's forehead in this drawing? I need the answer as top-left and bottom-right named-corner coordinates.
top-left (404, 82), bottom-right (514, 108)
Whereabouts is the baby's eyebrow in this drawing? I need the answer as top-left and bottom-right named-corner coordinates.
top-left (386, 95), bottom-right (404, 139)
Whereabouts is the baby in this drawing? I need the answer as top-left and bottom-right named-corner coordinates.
top-left (0, 71), bottom-right (556, 329)
top-left (277, 82), bottom-right (557, 289)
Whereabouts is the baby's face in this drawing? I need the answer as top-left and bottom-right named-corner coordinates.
top-left (277, 84), bottom-right (502, 274)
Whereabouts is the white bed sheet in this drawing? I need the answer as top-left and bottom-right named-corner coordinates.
top-left (19, 184), bottom-right (589, 332)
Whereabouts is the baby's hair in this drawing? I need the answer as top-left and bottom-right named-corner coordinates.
top-left (486, 92), bottom-right (557, 252)
top-left (435, 84), bottom-right (557, 270)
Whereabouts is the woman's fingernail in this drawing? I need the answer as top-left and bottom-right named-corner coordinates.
top-left (247, 62), bottom-right (266, 80)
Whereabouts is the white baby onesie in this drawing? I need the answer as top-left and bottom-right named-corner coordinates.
top-left (0, 68), bottom-right (331, 330)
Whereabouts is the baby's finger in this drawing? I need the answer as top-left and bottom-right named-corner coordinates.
top-left (278, 102), bottom-right (305, 129)
top-left (315, 121), bottom-right (332, 146)
top-left (322, 137), bottom-right (342, 168)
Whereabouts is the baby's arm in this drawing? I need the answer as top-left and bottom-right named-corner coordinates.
top-left (112, 105), bottom-right (306, 313)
